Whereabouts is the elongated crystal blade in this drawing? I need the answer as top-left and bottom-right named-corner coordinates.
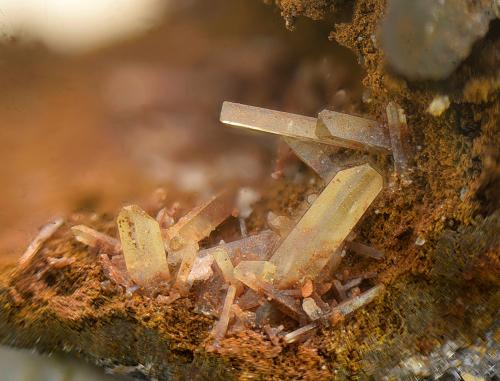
top-left (165, 191), bottom-right (234, 252)
top-left (213, 247), bottom-right (240, 287)
top-left (212, 284), bottom-right (237, 343)
top-left (71, 225), bottom-right (121, 254)
top-left (200, 230), bottom-right (279, 264)
top-left (270, 164), bottom-right (383, 288)
top-left (283, 137), bottom-right (338, 182)
top-left (117, 205), bottom-right (169, 285)
top-left (386, 102), bottom-right (413, 181)
top-left (175, 241), bottom-right (199, 295)
top-left (220, 101), bottom-right (318, 141)
top-left (316, 109), bottom-right (391, 152)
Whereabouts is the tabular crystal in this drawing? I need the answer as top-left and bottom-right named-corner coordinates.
top-left (270, 164), bottom-right (383, 288)
top-left (117, 205), bottom-right (169, 285)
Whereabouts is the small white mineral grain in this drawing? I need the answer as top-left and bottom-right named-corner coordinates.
top-left (427, 95), bottom-right (450, 116)
top-left (302, 297), bottom-right (323, 321)
top-left (415, 236), bottom-right (426, 246)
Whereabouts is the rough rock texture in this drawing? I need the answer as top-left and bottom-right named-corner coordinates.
top-left (0, 0), bottom-right (499, 380)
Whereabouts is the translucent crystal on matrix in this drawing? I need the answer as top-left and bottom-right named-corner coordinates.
top-left (270, 164), bottom-right (383, 288)
top-left (165, 191), bottom-right (234, 252)
top-left (316, 109), bottom-right (391, 152)
top-left (233, 260), bottom-right (276, 290)
top-left (117, 205), bottom-right (169, 285)
top-left (175, 241), bottom-right (199, 295)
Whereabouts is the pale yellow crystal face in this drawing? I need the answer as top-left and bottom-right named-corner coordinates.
top-left (213, 247), bottom-right (237, 285)
top-left (117, 205), bottom-right (169, 285)
top-left (270, 164), bottom-right (383, 288)
top-left (220, 101), bottom-right (318, 141)
top-left (165, 191), bottom-right (233, 251)
top-left (175, 241), bottom-right (199, 295)
top-left (316, 110), bottom-right (391, 152)
top-left (233, 260), bottom-right (276, 291)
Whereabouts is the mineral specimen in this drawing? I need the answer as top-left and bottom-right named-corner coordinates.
top-left (174, 241), bottom-right (199, 295)
top-left (386, 102), bottom-right (413, 181)
top-left (233, 260), bottom-right (276, 290)
top-left (212, 247), bottom-right (241, 289)
top-left (71, 225), bottom-right (121, 254)
top-left (220, 101), bottom-right (318, 141)
top-left (164, 191), bottom-right (234, 253)
top-left (117, 205), bottom-right (169, 285)
top-left (283, 285), bottom-right (385, 344)
top-left (302, 297), bottom-right (322, 320)
top-left (266, 212), bottom-right (294, 237)
top-left (270, 164), bottom-right (383, 288)
top-left (18, 218), bottom-right (64, 269)
top-left (316, 110), bottom-right (391, 152)
top-left (346, 241), bottom-right (384, 260)
top-left (221, 102), bottom-right (390, 153)
top-left (211, 284), bottom-right (237, 344)
top-left (283, 137), bottom-right (338, 181)
top-left (427, 95), bottom-right (450, 117)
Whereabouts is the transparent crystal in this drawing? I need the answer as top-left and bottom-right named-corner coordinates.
top-left (212, 284), bottom-right (237, 343)
top-left (213, 247), bottom-right (240, 288)
top-left (283, 137), bottom-right (338, 181)
top-left (302, 297), bottom-right (323, 321)
top-left (220, 101), bottom-right (319, 141)
top-left (19, 218), bottom-right (64, 268)
top-left (386, 102), bottom-right (413, 180)
top-left (270, 164), bottom-right (383, 288)
top-left (174, 241), bottom-right (199, 295)
top-left (201, 230), bottom-right (279, 265)
top-left (117, 205), bottom-right (169, 285)
top-left (71, 225), bottom-right (121, 254)
top-left (266, 212), bottom-right (294, 237)
top-left (164, 191), bottom-right (234, 252)
top-left (316, 109), bottom-right (391, 152)
top-left (233, 260), bottom-right (276, 290)
top-left (346, 241), bottom-right (384, 260)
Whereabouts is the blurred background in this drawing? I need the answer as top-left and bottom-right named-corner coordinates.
top-left (0, 1), bottom-right (361, 378)
top-left (0, 0), bottom-right (360, 263)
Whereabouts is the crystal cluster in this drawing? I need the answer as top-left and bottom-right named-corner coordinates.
top-left (69, 101), bottom-right (395, 348)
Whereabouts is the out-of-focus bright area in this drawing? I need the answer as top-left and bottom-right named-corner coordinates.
top-left (0, 0), bottom-right (168, 53)
top-left (0, 0), bottom-right (359, 262)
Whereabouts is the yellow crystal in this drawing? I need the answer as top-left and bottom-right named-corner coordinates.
top-left (117, 205), bottom-right (169, 285)
top-left (213, 247), bottom-right (239, 286)
top-left (220, 101), bottom-right (318, 141)
top-left (164, 191), bottom-right (234, 253)
top-left (270, 164), bottom-right (383, 288)
top-left (174, 241), bottom-right (199, 295)
top-left (233, 260), bottom-right (276, 291)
